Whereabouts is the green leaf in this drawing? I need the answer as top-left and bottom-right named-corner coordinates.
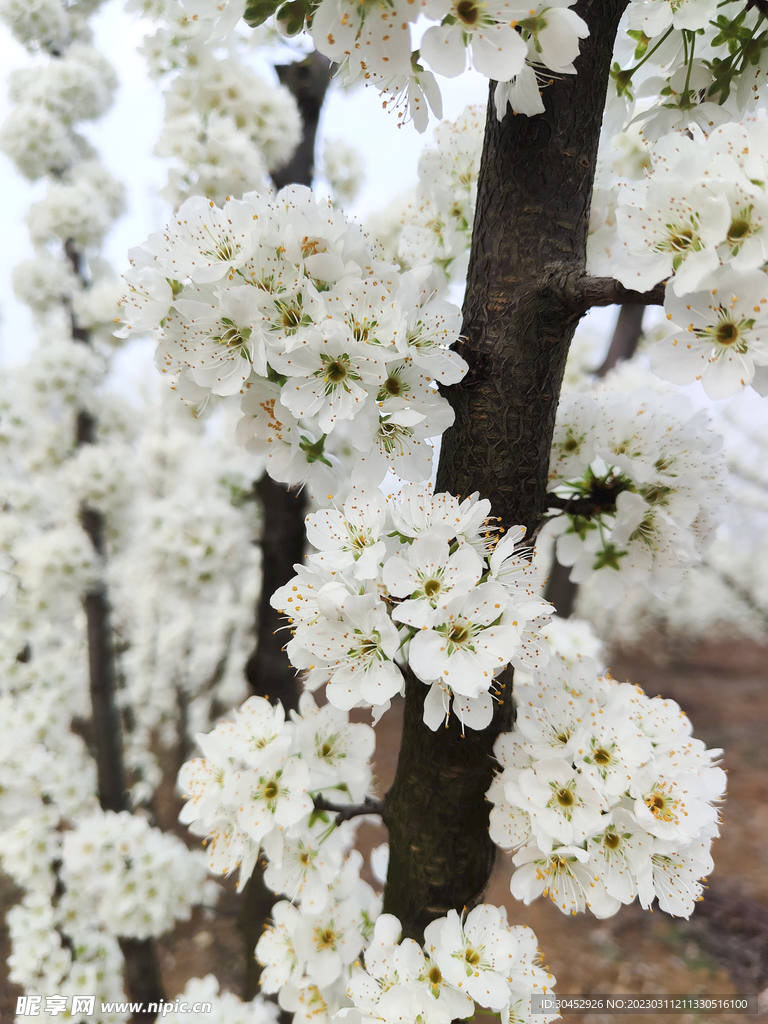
top-left (244, 0), bottom-right (282, 27)
top-left (276, 0), bottom-right (309, 36)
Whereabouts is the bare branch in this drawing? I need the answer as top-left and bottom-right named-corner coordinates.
top-left (313, 795), bottom-right (385, 824)
top-left (563, 274), bottom-right (666, 311)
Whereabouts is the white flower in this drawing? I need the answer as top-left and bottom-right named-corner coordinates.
top-left (256, 900), bottom-right (305, 993)
top-left (514, 757), bottom-right (608, 851)
top-left (420, 0), bottom-right (528, 82)
top-left (292, 691), bottom-right (376, 803)
top-left (586, 810), bottom-right (655, 909)
top-left (652, 271), bottom-right (768, 398)
top-left (304, 591), bottom-right (404, 711)
top-left (293, 896), bottom-right (365, 985)
top-left (306, 486), bottom-right (388, 581)
top-left (510, 843), bottom-right (592, 914)
top-left (227, 756), bottom-right (312, 844)
top-left (385, 534), bottom-right (484, 629)
top-left (422, 904), bottom-right (515, 1011)
top-left (408, 583), bottom-right (518, 698)
top-left (144, 195), bottom-right (261, 283)
top-left (629, 767), bottom-right (721, 843)
top-left (263, 820), bottom-right (347, 914)
top-left (650, 838), bottom-right (715, 918)
top-left (273, 326), bottom-right (383, 434)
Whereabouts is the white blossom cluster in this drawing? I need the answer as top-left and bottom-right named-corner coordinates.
top-left (177, 692), bottom-right (376, 889)
top-left (177, 686), bottom-right (557, 1022)
top-left (59, 810), bottom-right (218, 941)
top-left (0, 0), bottom-right (263, 1016)
top-left (615, 1), bottom-right (768, 141)
top-left (369, 106), bottom-right (483, 292)
top-left (338, 907), bottom-right (556, 1024)
top-left (272, 484), bottom-right (552, 730)
top-left (160, 974), bottom-right (279, 1024)
top-left (597, 117), bottom-right (768, 399)
top-left (488, 652), bottom-right (726, 920)
top-left (547, 387), bottom-right (726, 603)
top-left (130, 0), bottom-right (300, 208)
top-left (304, 0), bottom-right (588, 132)
top-left (121, 190), bottom-right (466, 494)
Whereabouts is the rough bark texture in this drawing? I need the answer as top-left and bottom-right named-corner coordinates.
top-left (382, 0), bottom-right (629, 939)
top-left (383, 668), bottom-right (514, 940)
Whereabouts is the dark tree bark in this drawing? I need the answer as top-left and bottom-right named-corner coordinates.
top-left (596, 303), bottom-right (646, 378)
top-left (382, 0), bottom-right (630, 939)
top-left (118, 939), bottom-right (167, 1024)
top-left (244, 477), bottom-right (307, 711)
top-left (272, 51), bottom-right (331, 191)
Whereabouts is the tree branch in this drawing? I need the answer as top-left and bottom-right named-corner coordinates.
top-left (313, 795), bottom-right (384, 824)
top-left (563, 273), bottom-right (665, 311)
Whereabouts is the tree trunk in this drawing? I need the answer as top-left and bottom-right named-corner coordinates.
top-left (382, 0), bottom-right (629, 939)
top-left (67, 242), bottom-right (166, 1015)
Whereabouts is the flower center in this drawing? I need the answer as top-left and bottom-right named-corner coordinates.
top-left (593, 747), bottom-right (612, 766)
top-left (715, 321), bottom-right (739, 346)
top-left (423, 578), bottom-right (441, 597)
top-left (449, 623), bottom-right (470, 645)
top-left (302, 237), bottom-right (325, 258)
top-left (555, 786), bottom-right (574, 807)
top-left (456, 0), bottom-right (480, 24)
top-left (604, 831), bottom-right (621, 850)
top-left (728, 217), bottom-right (752, 243)
top-left (644, 786), bottom-right (677, 822)
top-left (377, 419), bottom-right (414, 454)
top-left (463, 947), bottom-right (481, 966)
top-left (315, 927), bottom-right (336, 950)
top-left (667, 227), bottom-right (694, 251)
top-left (214, 317), bottom-right (250, 350)
top-left (428, 965), bottom-right (442, 984)
top-left (326, 359), bottom-right (348, 382)
top-left (320, 740), bottom-right (334, 757)
top-left (263, 780), bottom-right (279, 800)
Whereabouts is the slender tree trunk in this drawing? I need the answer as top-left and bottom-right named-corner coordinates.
top-left (244, 478), bottom-right (307, 711)
top-left (382, 0), bottom-right (629, 939)
top-left (67, 243), bottom-right (166, 1020)
top-left (597, 304), bottom-right (645, 378)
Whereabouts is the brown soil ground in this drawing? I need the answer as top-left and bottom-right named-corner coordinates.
top-left (2, 638), bottom-right (767, 1024)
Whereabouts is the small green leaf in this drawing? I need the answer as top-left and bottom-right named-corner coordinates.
top-left (244, 0), bottom-right (282, 27)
